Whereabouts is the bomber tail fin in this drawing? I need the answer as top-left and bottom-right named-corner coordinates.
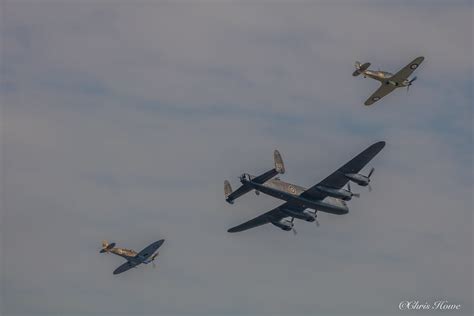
top-left (274, 150), bottom-right (285, 174)
top-left (225, 150), bottom-right (285, 204)
top-left (224, 180), bottom-right (234, 204)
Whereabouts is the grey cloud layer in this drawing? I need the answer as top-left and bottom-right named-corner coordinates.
top-left (1, 2), bottom-right (472, 316)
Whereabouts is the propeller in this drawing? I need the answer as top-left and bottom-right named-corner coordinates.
top-left (367, 167), bottom-right (375, 192)
top-left (291, 217), bottom-right (297, 235)
top-left (310, 211), bottom-right (320, 227)
top-left (347, 183), bottom-right (360, 198)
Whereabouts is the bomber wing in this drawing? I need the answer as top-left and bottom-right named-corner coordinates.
top-left (227, 202), bottom-right (302, 233)
top-left (300, 141), bottom-right (385, 200)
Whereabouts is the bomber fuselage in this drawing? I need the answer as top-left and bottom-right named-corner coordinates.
top-left (241, 175), bottom-right (348, 215)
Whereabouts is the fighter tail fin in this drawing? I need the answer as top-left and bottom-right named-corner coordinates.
top-left (100, 240), bottom-right (116, 253)
top-left (352, 61), bottom-right (371, 77)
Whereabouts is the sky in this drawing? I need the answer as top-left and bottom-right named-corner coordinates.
top-left (0, 1), bottom-right (472, 316)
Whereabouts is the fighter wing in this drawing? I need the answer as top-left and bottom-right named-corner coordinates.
top-left (300, 141), bottom-right (386, 201)
top-left (364, 84), bottom-right (397, 106)
top-left (227, 202), bottom-right (301, 233)
top-left (390, 56), bottom-right (424, 83)
top-left (137, 239), bottom-right (165, 260)
top-left (113, 261), bottom-right (139, 275)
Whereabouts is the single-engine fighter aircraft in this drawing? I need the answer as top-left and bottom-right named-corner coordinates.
top-left (100, 239), bottom-right (165, 275)
top-left (225, 142), bottom-right (385, 234)
top-left (353, 56), bottom-right (424, 106)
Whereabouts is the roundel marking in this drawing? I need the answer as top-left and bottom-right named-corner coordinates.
top-left (410, 63), bottom-right (418, 69)
top-left (288, 185), bottom-right (296, 194)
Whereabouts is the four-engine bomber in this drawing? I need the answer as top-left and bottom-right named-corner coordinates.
top-left (225, 142), bottom-right (386, 233)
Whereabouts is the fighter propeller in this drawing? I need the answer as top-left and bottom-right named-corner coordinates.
top-left (407, 76), bottom-right (417, 93)
top-left (290, 217), bottom-right (297, 235)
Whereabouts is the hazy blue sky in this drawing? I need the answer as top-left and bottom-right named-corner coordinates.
top-left (1, 1), bottom-right (472, 316)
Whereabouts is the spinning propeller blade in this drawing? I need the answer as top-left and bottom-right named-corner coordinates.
top-left (347, 183), bottom-right (360, 198)
top-left (290, 217), bottom-right (297, 235)
top-left (368, 167), bottom-right (375, 178)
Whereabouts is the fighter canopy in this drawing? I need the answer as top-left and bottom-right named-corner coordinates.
top-left (345, 167), bottom-right (375, 191)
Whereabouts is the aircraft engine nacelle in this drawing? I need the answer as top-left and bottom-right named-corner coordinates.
top-left (345, 173), bottom-right (369, 186)
top-left (316, 185), bottom-right (352, 201)
top-left (280, 208), bottom-right (315, 222)
top-left (271, 219), bottom-right (294, 231)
